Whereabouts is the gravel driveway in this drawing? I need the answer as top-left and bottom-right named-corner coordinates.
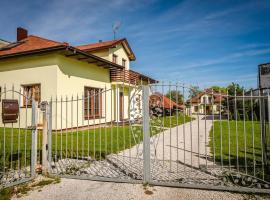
top-left (14, 178), bottom-right (249, 200)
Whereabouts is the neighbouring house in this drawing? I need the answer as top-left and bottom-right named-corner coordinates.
top-left (186, 89), bottom-right (225, 115)
top-left (150, 92), bottom-right (184, 116)
top-left (0, 27), bottom-right (157, 129)
top-left (0, 39), bottom-right (10, 48)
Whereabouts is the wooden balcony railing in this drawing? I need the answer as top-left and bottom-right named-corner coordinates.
top-left (110, 68), bottom-right (157, 84)
top-left (110, 69), bottom-right (141, 85)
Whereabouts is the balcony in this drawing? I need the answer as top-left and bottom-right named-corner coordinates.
top-left (110, 69), bottom-right (157, 85)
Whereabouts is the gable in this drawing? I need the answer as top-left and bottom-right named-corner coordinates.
top-left (76, 38), bottom-right (136, 61)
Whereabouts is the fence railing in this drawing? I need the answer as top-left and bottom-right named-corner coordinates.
top-left (1, 84), bottom-right (270, 193)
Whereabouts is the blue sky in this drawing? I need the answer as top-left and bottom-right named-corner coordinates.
top-left (1, 0), bottom-right (270, 89)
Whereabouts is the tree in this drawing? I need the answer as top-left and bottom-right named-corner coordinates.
top-left (188, 86), bottom-right (201, 98)
top-left (165, 90), bottom-right (184, 104)
top-left (227, 82), bottom-right (245, 95)
top-left (210, 86), bottom-right (227, 93)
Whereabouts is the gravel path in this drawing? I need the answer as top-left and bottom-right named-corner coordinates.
top-left (14, 178), bottom-right (248, 200)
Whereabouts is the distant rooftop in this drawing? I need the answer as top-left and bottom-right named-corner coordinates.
top-left (0, 38), bottom-right (10, 48)
top-left (0, 38), bottom-right (10, 44)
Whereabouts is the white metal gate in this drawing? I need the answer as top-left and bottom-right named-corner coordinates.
top-left (0, 87), bottom-right (38, 189)
top-left (47, 84), bottom-right (146, 183)
top-left (147, 84), bottom-right (270, 193)
top-left (42, 83), bottom-right (270, 193)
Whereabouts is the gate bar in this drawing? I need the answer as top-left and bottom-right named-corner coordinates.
top-left (31, 99), bottom-right (38, 177)
top-left (142, 85), bottom-right (151, 183)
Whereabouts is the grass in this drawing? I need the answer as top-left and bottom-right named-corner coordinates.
top-left (151, 113), bottom-right (192, 128)
top-left (209, 120), bottom-right (270, 180)
top-left (0, 187), bottom-right (13, 200)
top-left (0, 113), bottom-right (191, 170)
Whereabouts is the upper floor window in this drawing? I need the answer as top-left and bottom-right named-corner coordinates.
top-left (22, 84), bottom-right (41, 107)
top-left (112, 54), bottom-right (118, 64)
top-left (122, 59), bottom-right (126, 67)
top-left (202, 96), bottom-right (207, 104)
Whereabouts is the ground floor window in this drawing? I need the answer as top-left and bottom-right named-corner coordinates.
top-left (84, 87), bottom-right (102, 119)
top-left (194, 105), bottom-right (198, 112)
top-left (22, 84), bottom-right (41, 107)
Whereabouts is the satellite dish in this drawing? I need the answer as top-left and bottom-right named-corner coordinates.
top-left (112, 21), bottom-right (121, 40)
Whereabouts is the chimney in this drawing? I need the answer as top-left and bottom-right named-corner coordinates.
top-left (17, 27), bottom-right (28, 41)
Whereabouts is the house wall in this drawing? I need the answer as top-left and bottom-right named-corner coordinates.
top-left (108, 44), bottom-right (130, 70)
top-left (50, 55), bottom-right (114, 129)
top-left (88, 44), bottom-right (131, 70)
top-left (0, 54), bottom-right (59, 128)
top-left (188, 104), bottom-right (219, 115)
top-left (0, 53), bottom-right (140, 130)
top-left (111, 84), bottom-right (140, 122)
top-left (91, 50), bottom-right (109, 60)
top-left (200, 94), bottom-right (212, 104)
top-left (0, 40), bottom-right (9, 48)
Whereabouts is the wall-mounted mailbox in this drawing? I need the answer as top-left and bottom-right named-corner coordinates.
top-left (2, 99), bottom-right (19, 124)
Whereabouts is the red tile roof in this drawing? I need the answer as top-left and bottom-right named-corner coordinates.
top-left (187, 90), bottom-right (226, 104)
top-left (150, 92), bottom-right (183, 109)
top-left (76, 38), bottom-right (136, 60)
top-left (77, 39), bottom-right (122, 51)
top-left (0, 33), bottom-right (156, 82)
top-left (0, 35), bottom-right (67, 56)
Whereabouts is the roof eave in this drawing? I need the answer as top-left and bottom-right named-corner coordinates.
top-left (66, 46), bottom-right (124, 70)
top-left (0, 45), bottom-right (124, 70)
top-left (0, 45), bottom-right (67, 60)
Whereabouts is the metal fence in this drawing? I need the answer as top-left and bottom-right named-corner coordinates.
top-left (1, 83), bottom-right (270, 194)
top-left (148, 84), bottom-right (270, 193)
top-left (0, 87), bottom-right (37, 189)
top-left (47, 84), bottom-right (145, 183)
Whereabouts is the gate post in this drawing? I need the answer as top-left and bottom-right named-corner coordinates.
top-left (31, 99), bottom-right (38, 177)
top-left (142, 85), bottom-right (151, 183)
top-left (48, 101), bottom-right (52, 173)
top-left (41, 101), bottom-right (48, 174)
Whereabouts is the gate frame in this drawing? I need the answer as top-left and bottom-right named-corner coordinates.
top-left (44, 84), bottom-right (270, 194)
top-left (142, 85), bottom-right (151, 184)
top-left (0, 93), bottom-right (38, 189)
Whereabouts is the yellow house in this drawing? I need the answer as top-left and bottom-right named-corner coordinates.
top-left (0, 27), bottom-right (156, 129)
top-left (186, 90), bottom-right (225, 115)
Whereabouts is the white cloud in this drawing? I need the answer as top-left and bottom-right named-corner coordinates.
top-left (180, 48), bottom-right (270, 70)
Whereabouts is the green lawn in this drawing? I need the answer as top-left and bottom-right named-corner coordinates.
top-left (151, 113), bottom-right (192, 128)
top-left (0, 113), bottom-right (191, 170)
top-left (209, 120), bottom-right (270, 180)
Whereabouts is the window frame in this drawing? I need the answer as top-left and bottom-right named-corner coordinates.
top-left (112, 54), bottom-right (118, 64)
top-left (84, 86), bottom-right (103, 120)
top-left (122, 59), bottom-right (126, 67)
top-left (21, 83), bottom-right (41, 107)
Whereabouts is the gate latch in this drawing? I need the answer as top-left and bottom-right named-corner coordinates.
top-left (27, 126), bottom-right (37, 130)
